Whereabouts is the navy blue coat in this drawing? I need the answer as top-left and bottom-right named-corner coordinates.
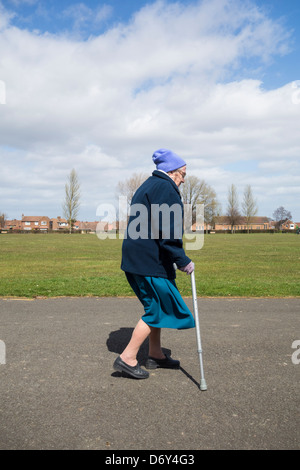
top-left (121, 170), bottom-right (191, 279)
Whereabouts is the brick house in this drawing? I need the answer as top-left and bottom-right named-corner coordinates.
top-left (21, 215), bottom-right (50, 231)
top-left (3, 219), bottom-right (22, 231)
top-left (191, 222), bottom-right (213, 232)
top-left (77, 221), bottom-right (102, 233)
top-left (280, 220), bottom-right (296, 230)
top-left (50, 217), bottom-right (69, 231)
top-left (214, 216), bottom-right (270, 231)
top-left (77, 221), bottom-right (118, 233)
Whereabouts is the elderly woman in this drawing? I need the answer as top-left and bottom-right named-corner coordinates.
top-left (113, 149), bottom-right (195, 379)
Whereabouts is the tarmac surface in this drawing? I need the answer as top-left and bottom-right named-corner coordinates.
top-left (0, 296), bottom-right (299, 450)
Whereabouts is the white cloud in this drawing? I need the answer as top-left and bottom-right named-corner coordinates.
top-left (0, 2), bottom-right (15, 30)
top-left (62, 2), bottom-right (113, 34)
top-left (0, 0), bottom-right (299, 220)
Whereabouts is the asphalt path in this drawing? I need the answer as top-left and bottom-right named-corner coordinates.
top-left (0, 297), bottom-right (299, 450)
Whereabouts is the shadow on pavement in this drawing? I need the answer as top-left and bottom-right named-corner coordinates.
top-left (106, 327), bottom-right (198, 386)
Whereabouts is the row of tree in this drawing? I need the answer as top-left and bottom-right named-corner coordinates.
top-left (0, 169), bottom-right (80, 234)
top-left (117, 174), bottom-right (258, 232)
top-left (226, 183), bottom-right (258, 233)
top-left (1, 170), bottom-right (293, 234)
top-left (225, 186), bottom-right (293, 231)
top-left (117, 173), bottom-right (294, 233)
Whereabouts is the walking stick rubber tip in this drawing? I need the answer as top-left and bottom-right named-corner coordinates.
top-left (200, 379), bottom-right (207, 391)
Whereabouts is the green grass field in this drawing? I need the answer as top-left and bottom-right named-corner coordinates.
top-left (0, 233), bottom-right (299, 298)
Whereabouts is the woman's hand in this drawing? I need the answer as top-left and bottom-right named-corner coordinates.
top-left (179, 261), bottom-right (194, 275)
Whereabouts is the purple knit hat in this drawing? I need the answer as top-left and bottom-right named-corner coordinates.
top-left (152, 148), bottom-right (186, 172)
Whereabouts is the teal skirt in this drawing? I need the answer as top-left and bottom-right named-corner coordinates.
top-left (125, 272), bottom-right (195, 330)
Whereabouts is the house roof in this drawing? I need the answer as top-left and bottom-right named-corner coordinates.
top-left (215, 216), bottom-right (270, 224)
top-left (4, 219), bottom-right (22, 228)
top-left (51, 217), bottom-right (68, 223)
top-left (5, 219), bottom-right (21, 224)
top-left (78, 221), bottom-right (99, 230)
top-left (22, 216), bottom-right (50, 222)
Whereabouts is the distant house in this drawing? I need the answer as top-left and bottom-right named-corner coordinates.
top-left (214, 216), bottom-right (270, 231)
top-left (280, 220), bottom-right (296, 230)
top-left (77, 221), bottom-right (119, 233)
top-left (268, 220), bottom-right (276, 229)
top-left (50, 217), bottom-right (69, 231)
top-left (77, 221), bottom-right (99, 233)
top-left (191, 222), bottom-right (212, 232)
top-left (3, 219), bottom-right (22, 231)
top-left (3, 216), bottom-right (116, 233)
top-left (21, 215), bottom-right (50, 231)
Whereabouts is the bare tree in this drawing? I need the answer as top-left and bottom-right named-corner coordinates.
top-left (202, 186), bottom-right (221, 232)
top-left (116, 173), bottom-right (148, 231)
top-left (180, 176), bottom-right (220, 232)
top-left (180, 176), bottom-right (204, 211)
top-left (226, 184), bottom-right (241, 233)
top-left (63, 169), bottom-right (80, 234)
top-left (273, 206), bottom-right (292, 229)
top-left (0, 212), bottom-right (7, 229)
top-left (116, 172), bottom-right (148, 207)
top-left (242, 185), bottom-right (258, 233)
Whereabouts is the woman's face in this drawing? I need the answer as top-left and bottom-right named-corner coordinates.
top-left (172, 166), bottom-right (186, 187)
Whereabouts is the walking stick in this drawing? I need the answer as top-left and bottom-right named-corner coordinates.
top-left (174, 263), bottom-right (207, 391)
top-left (190, 269), bottom-right (207, 391)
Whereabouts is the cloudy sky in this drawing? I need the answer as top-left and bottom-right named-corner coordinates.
top-left (0, 0), bottom-right (300, 222)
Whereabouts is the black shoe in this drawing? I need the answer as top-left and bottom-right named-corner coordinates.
top-left (113, 356), bottom-right (149, 379)
top-left (145, 354), bottom-right (180, 370)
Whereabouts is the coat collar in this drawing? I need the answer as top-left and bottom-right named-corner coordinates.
top-left (152, 170), bottom-right (181, 195)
